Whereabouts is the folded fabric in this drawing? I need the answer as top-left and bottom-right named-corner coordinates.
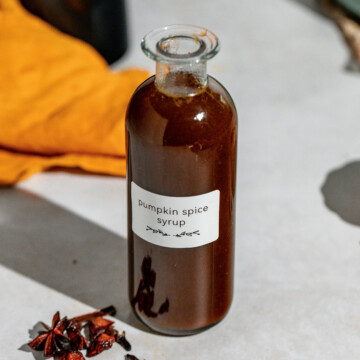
top-left (321, 0), bottom-right (360, 65)
top-left (0, 0), bottom-right (150, 186)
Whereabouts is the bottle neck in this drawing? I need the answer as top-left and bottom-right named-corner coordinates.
top-left (155, 61), bottom-right (207, 96)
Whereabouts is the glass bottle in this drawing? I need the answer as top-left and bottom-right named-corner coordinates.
top-left (126, 25), bottom-right (237, 335)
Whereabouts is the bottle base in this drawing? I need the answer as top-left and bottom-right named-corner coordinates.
top-left (132, 308), bottom-right (229, 336)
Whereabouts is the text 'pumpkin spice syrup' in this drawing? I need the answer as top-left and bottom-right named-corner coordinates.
top-left (126, 25), bottom-right (237, 335)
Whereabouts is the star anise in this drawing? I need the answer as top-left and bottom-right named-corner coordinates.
top-left (66, 322), bottom-right (89, 351)
top-left (86, 333), bottom-right (115, 357)
top-left (28, 311), bottom-right (70, 358)
top-left (59, 350), bottom-right (86, 360)
top-left (27, 306), bottom-right (140, 359)
top-left (64, 305), bottom-right (116, 352)
top-left (88, 316), bottom-right (114, 340)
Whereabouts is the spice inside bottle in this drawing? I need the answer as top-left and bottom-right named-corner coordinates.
top-left (126, 25), bottom-right (237, 335)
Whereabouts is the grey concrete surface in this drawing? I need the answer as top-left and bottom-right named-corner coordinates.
top-left (0, 187), bottom-right (149, 332)
top-left (1, 0), bottom-right (360, 359)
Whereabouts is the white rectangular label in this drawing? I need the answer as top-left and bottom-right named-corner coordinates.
top-left (131, 182), bottom-right (220, 248)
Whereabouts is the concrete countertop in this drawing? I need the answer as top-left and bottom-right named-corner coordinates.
top-left (1, 0), bottom-right (360, 359)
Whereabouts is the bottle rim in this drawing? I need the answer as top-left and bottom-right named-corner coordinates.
top-left (141, 25), bottom-right (220, 64)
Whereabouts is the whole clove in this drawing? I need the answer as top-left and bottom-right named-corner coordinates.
top-left (125, 355), bottom-right (140, 360)
top-left (116, 331), bottom-right (132, 351)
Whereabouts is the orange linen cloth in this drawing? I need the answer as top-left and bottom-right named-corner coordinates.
top-left (0, 0), bottom-right (150, 186)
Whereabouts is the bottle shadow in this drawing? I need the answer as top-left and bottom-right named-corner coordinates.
top-left (0, 187), bottom-right (150, 334)
top-left (321, 160), bottom-right (360, 226)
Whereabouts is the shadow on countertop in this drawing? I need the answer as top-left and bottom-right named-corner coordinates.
top-left (321, 160), bottom-right (360, 226)
top-left (0, 187), bottom-right (150, 334)
top-left (18, 322), bottom-right (48, 360)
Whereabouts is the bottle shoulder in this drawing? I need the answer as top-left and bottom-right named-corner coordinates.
top-left (129, 75), bottom-right (236, 112)
top-left (126, 75), bottom-right (237, 147)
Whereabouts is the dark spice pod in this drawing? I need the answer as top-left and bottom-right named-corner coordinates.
top-left (131, 256), bottom-right (169, 319)
top-left (116, 331), bottom-right (132, 351)
top-left (125, 355), bottom-right (141, 360)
